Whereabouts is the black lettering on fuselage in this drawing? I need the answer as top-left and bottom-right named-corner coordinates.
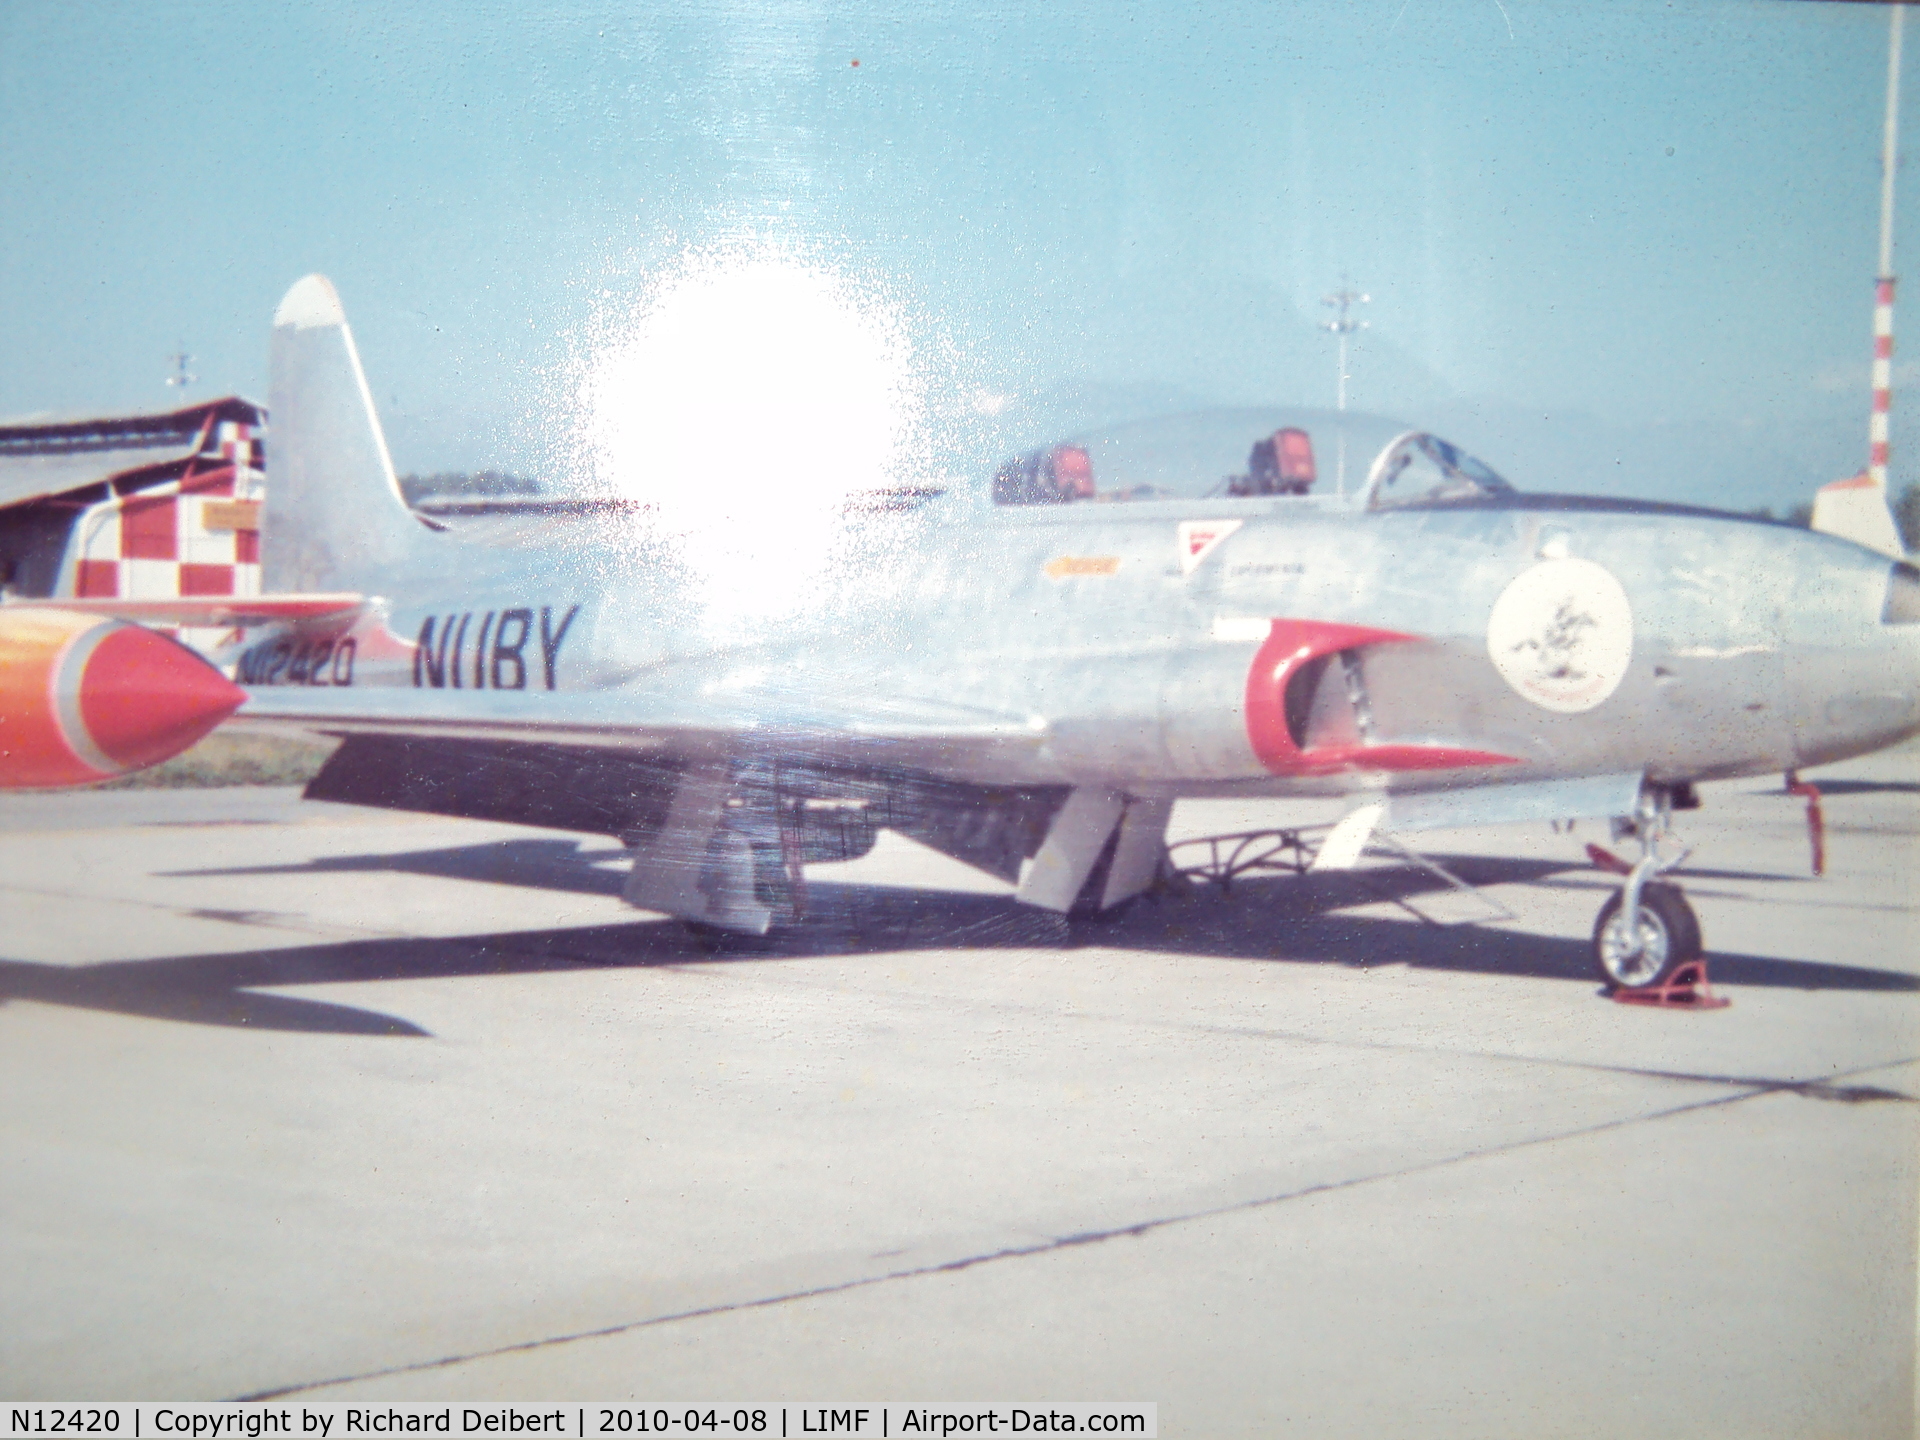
top-left (238, 631), bottom-right (353, 687)
top-left (415, 615), bottom-right (456, 688)
top-left (290, 638), bottom-right (337, 685)
top-left (539, 604), bottom-right (580, 690)
top-left (492, 609), bottom-right (531, 690)
top-left (472, 611), bottom-right (495, 689)
top-left (449, 613), bottom-right (470, 689)
top-left (298, 638), bottom-right (328, 684)
top-left (410, 604), bottom-right (578, 689)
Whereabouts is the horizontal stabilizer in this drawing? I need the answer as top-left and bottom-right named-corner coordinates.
top-left (3, 595), bottom-right (365, 626)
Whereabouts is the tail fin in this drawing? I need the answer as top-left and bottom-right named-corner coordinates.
top-left (1811, 472), bottom-right (1907, 559)
top-left (264, 275), bottom-right (423, 592)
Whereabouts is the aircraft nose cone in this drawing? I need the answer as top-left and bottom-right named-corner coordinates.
top-left (1874, 564), bottom-right (1920, 742)
top-left (75, 624), bottom-right (245, 771)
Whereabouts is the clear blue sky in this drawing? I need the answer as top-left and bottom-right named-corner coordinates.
top-left (0, 0), bottom-right (1911, 511)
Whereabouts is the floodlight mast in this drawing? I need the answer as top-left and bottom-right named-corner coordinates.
top-left (1871, 6), bottom-right (1905, 491)
top-left (1321, 283), bottom-right (1369, 495)
top-left (165, 348), bottom-right (196, 393)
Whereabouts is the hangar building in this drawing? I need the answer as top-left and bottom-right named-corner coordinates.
top-left (0, 396), bottom-right (265, 603)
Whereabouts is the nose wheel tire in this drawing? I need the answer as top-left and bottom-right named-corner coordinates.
top-left (1591, 882), bottom-right (1702, 990)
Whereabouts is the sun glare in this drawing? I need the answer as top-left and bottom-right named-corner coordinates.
top-left (584, 252), bottom-right (925, 628)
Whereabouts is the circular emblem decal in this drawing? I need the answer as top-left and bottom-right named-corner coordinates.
top-left (1486, 558), bottom-right (1633, 713)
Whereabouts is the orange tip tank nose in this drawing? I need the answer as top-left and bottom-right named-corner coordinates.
top-left (0, 610), bottom-right (245, 789)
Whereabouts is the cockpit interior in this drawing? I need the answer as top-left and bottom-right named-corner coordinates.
top-left (990, 409), bottom-right (1516, 511)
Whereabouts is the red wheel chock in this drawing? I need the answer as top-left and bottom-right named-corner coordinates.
top-left (1585, 842), bottom-right (1632, 875)
top-left (1611, 959), bottom-right (1730, 1010)
top-left (1784, 771), bottom-right (1826, 877)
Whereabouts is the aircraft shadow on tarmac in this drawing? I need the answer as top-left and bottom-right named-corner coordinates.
top-left (1789, 779), bottom-right (1920, 797)
top-left (161, 835), bottom-right (1817, 904)
top-left (161, 837), bottom-right (634, 898)
top-left (7, 838), bottom-right (1915, 1036)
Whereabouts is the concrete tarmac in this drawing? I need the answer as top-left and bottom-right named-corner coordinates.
top-left (2, 753), bottom-right (1917, 1436)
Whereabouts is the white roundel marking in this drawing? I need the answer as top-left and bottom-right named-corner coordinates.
top-left (1486, 558), bottom-right (1633, 713)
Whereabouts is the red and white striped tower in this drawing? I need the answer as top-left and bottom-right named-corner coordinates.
top-left (1873, 277), bottom-right (1894, 485)
top-left (1871, 6), bottom-right (1906, 490)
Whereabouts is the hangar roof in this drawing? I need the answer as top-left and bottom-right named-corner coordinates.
top-left (0, 396), bottom-right (264, 510)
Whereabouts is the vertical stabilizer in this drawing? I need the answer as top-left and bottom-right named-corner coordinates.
top-left (1811, 473), bottom-right (1907, 559)
top-left (265, 275), bottom-right (422, 592)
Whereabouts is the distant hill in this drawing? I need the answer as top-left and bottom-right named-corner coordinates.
top-left (396, 470), bottom-right (539, 506)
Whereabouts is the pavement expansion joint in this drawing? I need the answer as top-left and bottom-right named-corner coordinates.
top-left (235, 1069), bottom-right (1868, 1404)
top-left (185, 907), bottom-right (310, 928)
top-left (1785, 1079), bottom-right (1915, 1103)
top-left (753, 971), bottom-right (1920, 1095)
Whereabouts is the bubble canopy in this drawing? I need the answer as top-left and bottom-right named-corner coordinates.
top-left (989, 407), bottom-right (1515, 509)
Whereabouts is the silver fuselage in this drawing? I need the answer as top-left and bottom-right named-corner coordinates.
top-left (237, 489), bottom-right (1920, 799)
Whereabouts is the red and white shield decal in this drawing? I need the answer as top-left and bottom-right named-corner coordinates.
top-left (1176, 519), bottom-right (1242, 576)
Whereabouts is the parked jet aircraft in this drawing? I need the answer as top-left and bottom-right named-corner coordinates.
top-left (21, 275), bottom-right (1920, 993)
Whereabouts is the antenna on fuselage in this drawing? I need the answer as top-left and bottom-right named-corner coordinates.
top-left (1321, 282), bottom-right (1369, 496)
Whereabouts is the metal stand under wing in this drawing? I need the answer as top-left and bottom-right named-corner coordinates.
top-left (1167, 772), bottom-right (1648, 926)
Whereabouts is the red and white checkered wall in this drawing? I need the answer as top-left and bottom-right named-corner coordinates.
top-left (68, 422), bottom-right (263, 602)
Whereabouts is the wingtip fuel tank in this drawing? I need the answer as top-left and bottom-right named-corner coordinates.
top-left (0, 609), bottom-right (245, 789)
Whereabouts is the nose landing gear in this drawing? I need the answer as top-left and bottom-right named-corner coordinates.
top-left (1593, 880), bottom-right (1701, 988)
top-left (1591, 788), bottom-right (1703, 991)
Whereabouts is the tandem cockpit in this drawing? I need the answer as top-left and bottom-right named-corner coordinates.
top-left (989, 409), bottom-right (1517, 512)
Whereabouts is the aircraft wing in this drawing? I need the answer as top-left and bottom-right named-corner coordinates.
top-left (239, 681), bottom-right (1065, 878)
top-left (234, 681), bottom-right (1051, 767)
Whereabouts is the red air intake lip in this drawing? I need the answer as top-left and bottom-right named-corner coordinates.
top-left (1244, 618), bottom-right (1519, 776)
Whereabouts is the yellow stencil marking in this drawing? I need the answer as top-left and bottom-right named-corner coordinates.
top-left (1044, 555), bottom-right (1120, 579)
